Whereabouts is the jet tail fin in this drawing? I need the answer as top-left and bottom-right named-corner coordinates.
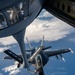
top-left (42, 46), bottom-right (52, 50)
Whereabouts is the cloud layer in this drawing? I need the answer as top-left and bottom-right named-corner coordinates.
top-left (0, 36), bottom-right (17, 46)
top-left (0, 9), bottom-right (74, 46)
top-left (3, 62), bottom-right (20, 75)
top-left (25, 10), bottom-right (74, 42)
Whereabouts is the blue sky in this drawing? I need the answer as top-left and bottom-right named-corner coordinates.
top-left (0, 9), bottom-right (75, 75)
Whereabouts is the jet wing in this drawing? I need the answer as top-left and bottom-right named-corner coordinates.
top-left (44, 48), bottom-right (73, 57)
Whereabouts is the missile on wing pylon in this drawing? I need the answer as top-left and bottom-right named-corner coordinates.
top-left (4, 50), bottom-right (23, 63)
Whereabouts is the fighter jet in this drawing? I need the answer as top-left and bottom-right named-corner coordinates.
top-left (3, 36), bottom-right (73, 75)
top-left (0, 0), bottom-right (74, 75)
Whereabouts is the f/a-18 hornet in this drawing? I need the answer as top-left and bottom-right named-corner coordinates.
top-left (4, 36), bottom-right (73, 75)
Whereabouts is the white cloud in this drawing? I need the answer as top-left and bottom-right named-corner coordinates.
top-left (0, 37), bottom-right (16, 53)
top-left (25, 16), bottom-right (74, 42)
top-left (9, 69), bottom-right (20, 75)
top-left (0, 36), bottom-right (17, 46)
top-left (0, 46), bottom-right (11, 53)
top-left (3, 64), bottom-right (20, 75)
